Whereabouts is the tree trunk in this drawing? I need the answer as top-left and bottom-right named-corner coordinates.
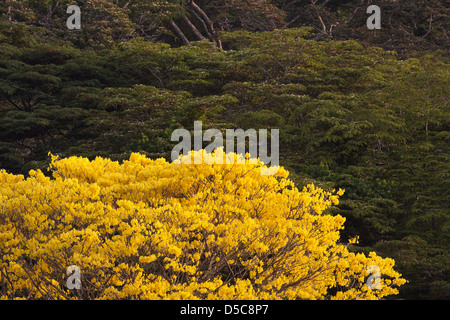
top-left (182, 15), bottom-right (206, 41)
top-left (7, 6), bottom-right (12, 22)
top-left (169, 20), bottom-right (190, 46)
top-left (186, 1), bottom-right (222, 49)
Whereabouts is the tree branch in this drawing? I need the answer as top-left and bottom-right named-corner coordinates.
top-left (4, 96), bottom-right (23, 111)
top-left (169, 20), bottom-right (190, 46)
top-left (283, 0), bottom-right (302, 10)
top-left (422, 13), bottom-right (434, 38)
top-left (187, 8), bottom-right (213, 39)
top-left (182, 15), bottom-right (206, 41)
top-left (186, 1), bottom-right (222, 49)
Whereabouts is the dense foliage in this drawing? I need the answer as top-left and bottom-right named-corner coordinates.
top-left (0, 0), bottom-right (448, 299)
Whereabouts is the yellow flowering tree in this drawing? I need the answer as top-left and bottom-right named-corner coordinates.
top-left (0, 150), bottom-right (405, 300)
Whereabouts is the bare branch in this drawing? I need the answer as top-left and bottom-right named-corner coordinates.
top-left (169, 20), bottom-right (190, 45)
top-left (186, 1), bottom-right (222, 49)
top-left (182, 15), bottom-right (206, 41)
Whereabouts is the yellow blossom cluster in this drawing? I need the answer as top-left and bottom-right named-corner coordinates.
top-left (0, 150), bottom-right (405, 299)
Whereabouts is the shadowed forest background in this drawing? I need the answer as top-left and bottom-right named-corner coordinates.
top-left (0, 0), bottom-right (448, 299)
